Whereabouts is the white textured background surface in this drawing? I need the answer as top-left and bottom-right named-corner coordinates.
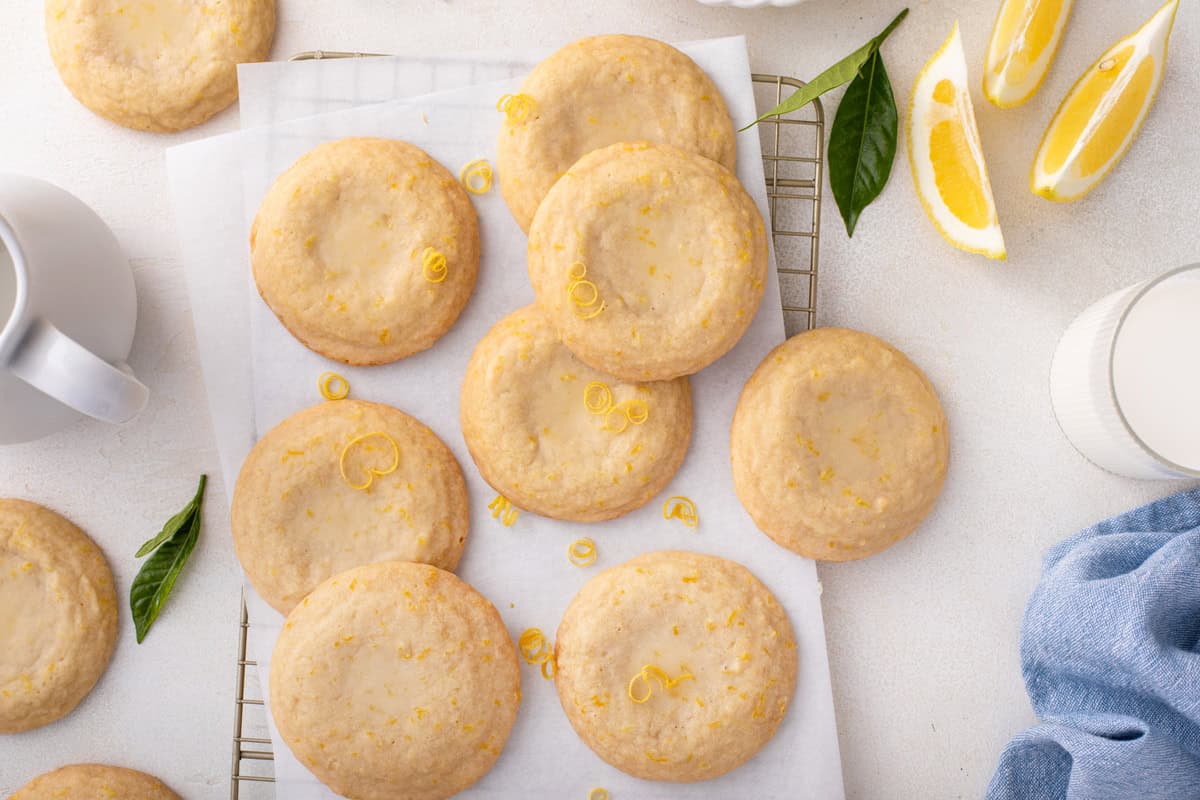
top-left (0, 1), bottom-right (1196, 798)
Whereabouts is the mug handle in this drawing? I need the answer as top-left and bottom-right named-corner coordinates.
top-left (6, 319), bottom-right (148, 424)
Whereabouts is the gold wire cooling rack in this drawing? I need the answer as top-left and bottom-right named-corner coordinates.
top-left (230, 62), bottom-right (824, 800)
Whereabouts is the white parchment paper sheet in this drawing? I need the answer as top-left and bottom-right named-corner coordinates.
top-left (169, 37), bottom-right (843, 799)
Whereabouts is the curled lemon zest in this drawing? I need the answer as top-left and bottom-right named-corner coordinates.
top-left (566, 261), bottom-right (605, 320)
top-left (663, 496), bottom-right (699, 529)
top-left (318, 371), bottom-right (349, 401)
top-left (589, 790), bottom-right (609, 800)
top-left (496, 93), bottom-right (535, 123)
top-left (566, 261), bottom-right (588, 282)
top-left (488, 494), bottom-right (519, 527)
top-left (422, 246), bottom-right (448, 283)
top-left (518, 627), bottom-right (556, 681)
top-left (568, 537), bottom-right (597, 567)
top-left (518, 628), bottom-right (550, 663)
top-left (628, 665), bottom-right (694, 704)
top-left (339, 432), bottom-right (400, 491)
top-left (623, 399), bottom-right (649, 425)
top-left (603, 407), bottom-right (631, 434)
top-left (459, 158), bottom-right (494, 194)
top-left (584, 382), bottom-right (614, 415)
top-left (600, 400), bottom-right (649, 433)
top-left (568, 279), bottom-right (600, 307)
top-left (575, 300), bottom-right (607, 320)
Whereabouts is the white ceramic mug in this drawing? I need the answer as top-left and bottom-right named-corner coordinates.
top-left (1049, 264), bottom-right (1200, 480)
top-left (0, 174), bottom-right (148, 444)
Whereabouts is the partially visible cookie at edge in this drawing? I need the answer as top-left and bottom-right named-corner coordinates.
top-left (460, 304), bottom-right (692, 522)
top-left (10, 764), bottom-right (181, 800)
top-left (231, 399), bottom-right (470, 615)
top-left (45, 0), bottom-right (276, 132)
top-left (497, 34), bottom-right (736, 232)
top-left (731, 327), bottom-right (950, 561)
top-left (0, 499), bottom-right (118, 734)
top-left (251, 137), bottom-right (480, 366)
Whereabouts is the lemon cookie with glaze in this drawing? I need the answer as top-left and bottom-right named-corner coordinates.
top-left (270, 561), bottom-right (521, 800)
top-left (731, 327), bottom-right (950, 561)
top-left (11, 764), bottom-right (181, 800)
top-left (231, 399), bottom-right (469, 615)
top-left (554, 550), bottom-right (797, 781)
top-left (528, 141), bottom-right (768, 382)
top-left (250, 137), bottom-right (480, 365)
top-left (497, 34), bottom-right (736, 232)
top-left (45, 0), bottom-right (275, 132)
top-left (0, 499), bottom-right (117, 734)
top-left (460, 305), bottom-right (692, 522)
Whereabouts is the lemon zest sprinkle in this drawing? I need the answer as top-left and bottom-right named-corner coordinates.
top-left (568, 537), bottom-right (598, 567)
top-left (517, 627), bottom-right (556, 680)
top-left (339, 432), bottom-right (400, 491)
top-left (663, 496), bottom-right (699, 528)
top-left (584, 381), bottom-right (614, 415)
top-left (589, 790), bottom-right (610, 800)
top-left (459, 158), bottom-right (494, 194)
top-left (318, 371), bottom-right (350, 401)
top-left (488, 494), bottom-right (519, 527)
top-left (628, 665), bottom-right (694, 703)
top-left (566, 261), bottom-right (605, 319)
top-left (496, 93), bottom-right (535, 123)
top-left (422, 246), bottom-right (448, 283)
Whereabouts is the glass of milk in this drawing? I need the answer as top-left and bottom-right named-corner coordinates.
top-left (1050, 264), bottom-right (1200, 479)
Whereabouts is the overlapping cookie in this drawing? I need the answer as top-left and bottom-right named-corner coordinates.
top-left (460, 305), bottom-right (692, 522)
top-left (232, 399), bottom-right (469, 614)
top-left (497, 34), bottom-right (736, 232)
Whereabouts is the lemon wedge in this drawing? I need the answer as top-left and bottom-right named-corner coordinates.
top-left (983, 0), bottom-right (1075, 107)
top-left (1032, 0), bottom-right (1179, 202)
top-left (908, 23), bottom-right (1006, 260)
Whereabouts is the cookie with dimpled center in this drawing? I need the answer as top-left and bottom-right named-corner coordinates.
top-left (270, 561), bottom-right (521, 800)
top-left (497, 34), bottom-right (736, 232)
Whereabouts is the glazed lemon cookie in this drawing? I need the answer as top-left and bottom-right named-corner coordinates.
top-left (271, 561), bottom-right (521, 800)
top-left (528, 141), bottom-right (768, 382)
top-left (461, 305), bottom-right (692, 522)
top-left (10, 764), bottom-right (180, 800)
top-left (231, 399), bottom-right (469, 615)
top-left (45, 0), bottom-right (275, 132)
top-left (497, 34), bottom-right (737, 232)
top-left (555, 550), bottom-right (796, 781)
top-left (731, 328), bottom-right (950, 561)
top-left (0, 499), bottom-right (117, 734)
top-left (251, 137), bottom-right (480, 365)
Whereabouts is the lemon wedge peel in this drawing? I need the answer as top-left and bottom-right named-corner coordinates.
top-left (1031, 0), bottom-right (1179, 203)
top-left (907, 23), bottom-right (1007, 261)
top-left (983, 0), bottom-right (1075, 108)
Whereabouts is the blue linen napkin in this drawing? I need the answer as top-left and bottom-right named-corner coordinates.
top-left (986, 488), bottom-right (1200, 800)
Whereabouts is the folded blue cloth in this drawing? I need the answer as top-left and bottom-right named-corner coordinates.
top-left (986, 488), bottom-right (1200, 800)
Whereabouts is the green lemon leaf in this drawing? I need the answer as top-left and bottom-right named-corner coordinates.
top-left (130, 475), bottom-right (206, 643)
top-left (134, 476), bottom-right (206, 557)
top-left (740, 8), bottom-right (908, 130)
top-left (828, 49), bottom-right (898, 236)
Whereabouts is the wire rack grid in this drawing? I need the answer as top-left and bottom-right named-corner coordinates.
top-left (230, 64), bottom-right (824, 800)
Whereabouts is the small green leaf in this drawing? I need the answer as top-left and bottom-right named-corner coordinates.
top-left (828, 49), bottom-right (899, 236)
top-left (135, 476), bottom-right (206, 557)
top-left (740, 8), bottom-right (908, 130)
top-left (130, 475), bottom-right (206, 643)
